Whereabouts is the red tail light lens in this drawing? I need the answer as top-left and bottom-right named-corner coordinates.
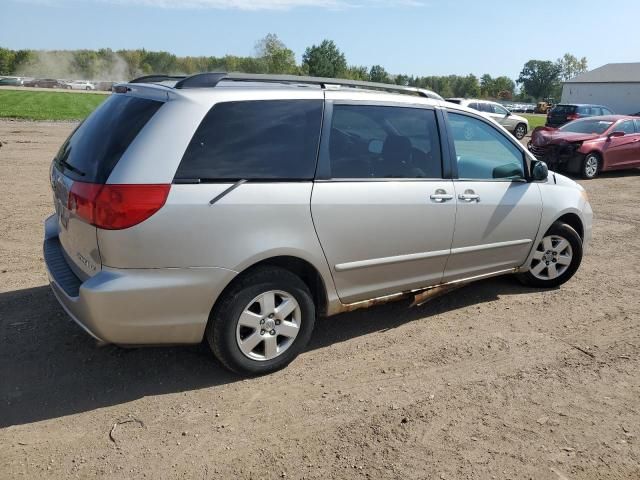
top-left (68, 183), bottom-right (170, 230)
top-left (567, 113), bottom-right (580, 120)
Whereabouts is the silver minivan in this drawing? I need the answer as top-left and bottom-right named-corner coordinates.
top-left (44, 73), bottom-right (592, 375)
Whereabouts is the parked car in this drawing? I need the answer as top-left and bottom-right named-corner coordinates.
top-left (528, 115), bottom-right (640, 178)
top-left (0, 76), bottom-right (24, 86)
top-left (449, 99), bottom-right (529, 139)
top-left (64, 80), bottom-right (96, 91)
top-left (95, 81), bottom-right (117, 91)
top-left (24, 78), bottom-right (67, 88)
top-left (44, 73), bottom-right (592, 375)
top-left (546, 104), bottom-right (614, 128)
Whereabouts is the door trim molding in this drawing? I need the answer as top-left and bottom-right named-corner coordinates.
top-left (334, 249), bottom-right (450, 272)
top-left (451, 238), bottom-right (532, 256)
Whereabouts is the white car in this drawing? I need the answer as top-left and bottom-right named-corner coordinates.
top-left (447, 99), bottom-right (529, 139)
top-left (65, 80), bottom-right (96, 91)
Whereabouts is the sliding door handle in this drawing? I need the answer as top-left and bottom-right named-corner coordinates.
top-left (458, 190), bottom-right (480, 202)
top-left (430, 189), bottom-right (454, 202)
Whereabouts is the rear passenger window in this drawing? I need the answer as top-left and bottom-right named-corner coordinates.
top-left (448, 112), bottom-right (524, 180)
top-left (175, 100), bottom-right (323, 181)
top-left (54, 95), bottom-right (163, 183)
top-left (328, 105), bottom-right (442, 179)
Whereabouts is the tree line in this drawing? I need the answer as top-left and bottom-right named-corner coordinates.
top-left (0, 35), bottom-right (587, 101)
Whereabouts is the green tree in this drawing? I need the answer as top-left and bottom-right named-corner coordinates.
top-left (556, 53), bottom-right (588, 81)
top-left (517, 60), bottom-right (562, 100)
top-left (0, 48), bottom-right (16, 75)
top-left (368, 64), bottom-right (389, 83)
top-left (344, 65), bottom-right (368, 80)
top-left (452, 74), bottom-right (480, 97)
top-left (394, 74), bottom-right (410, 86)
top-left (302, 40), bottom-right (347, 78)
top-left (255, 33), bottom-right (297, 74)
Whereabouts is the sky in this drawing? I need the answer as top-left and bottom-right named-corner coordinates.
top-left (1, 0), bottom-right (638, 79)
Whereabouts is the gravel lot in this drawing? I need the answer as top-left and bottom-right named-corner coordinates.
top-left (0, 120), bottom-right (639, 479)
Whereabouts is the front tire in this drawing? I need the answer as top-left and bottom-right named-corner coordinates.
top-left (514, 123), bottom-right (527, 140)
top-left (518, 222), bottom-right (582, 288)
top-left (205, 267), bottom-right (316, 376)
top-left (582, 152), bottom-right (600, 179)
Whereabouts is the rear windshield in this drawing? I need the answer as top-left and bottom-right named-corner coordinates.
top-left (551, 105), bottom-right (577, 115)
top-left (559, 119), bottom-right (613, 134)
top-left (54, 95), bottom-right (163, 183)
top-left (175, 100), bottom-right (323, 181)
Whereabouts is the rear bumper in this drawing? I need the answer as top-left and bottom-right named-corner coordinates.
top-left (43, 214), bottom-right (237, 345)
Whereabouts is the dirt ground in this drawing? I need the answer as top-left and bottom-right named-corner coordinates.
top-left (0, 119), bottom-right (638, 479)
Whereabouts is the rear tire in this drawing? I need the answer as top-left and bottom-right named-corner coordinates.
top-left (517, 222), bottom-right (582, 288)
top-left (582, 152), bottom-right (600, 179)
top-left (205, 266), bottom-right (316, 376)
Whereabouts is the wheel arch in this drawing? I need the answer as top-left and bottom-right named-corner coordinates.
top-left (209, 255), bottom-right (330, 324)
top-left (555, 212), bottom-right (584, 240)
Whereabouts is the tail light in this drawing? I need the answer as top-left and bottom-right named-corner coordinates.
top-left (68, 182), bottom-right (170, 230)
top-left (567, 113), bottom-right (580, 121)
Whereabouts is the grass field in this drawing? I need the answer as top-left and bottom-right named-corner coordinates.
top-left (0, 90), bottom-right (106, 121)
top-left (522, 114), bottom-right (546, 130)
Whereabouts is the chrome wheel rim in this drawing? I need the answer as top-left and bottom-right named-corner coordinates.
top-left (515, 125), bottom-right (526, 138)
top-left (585, 155), bottom-right (598, 177)
top-left (530, 235), bottom-right (573, 280)
top-left (236, 290), bottom-right (301, 361)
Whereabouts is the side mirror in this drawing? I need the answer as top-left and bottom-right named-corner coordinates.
top-left (608, 131), bottom-right (625, 139)
top-left (505, 111), bottom-right (511, 117)
top-left (531, 160), bottom-right (548, 181)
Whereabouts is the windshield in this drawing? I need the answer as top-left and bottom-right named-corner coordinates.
top-left (559, 119), bottom-right (613, 134)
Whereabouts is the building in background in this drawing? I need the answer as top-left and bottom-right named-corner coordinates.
top-left (561, 63), bottom-right (640, 115)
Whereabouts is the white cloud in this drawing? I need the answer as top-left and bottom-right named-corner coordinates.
top-left (18, 0), bottom-right (426, 10)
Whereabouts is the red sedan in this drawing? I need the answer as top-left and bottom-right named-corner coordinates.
top-left (528, 115), bottom-right (640, 178)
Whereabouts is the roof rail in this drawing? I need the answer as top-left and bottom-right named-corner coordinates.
top-left (171, 72), bottom-right (443, 100)
top-left (130, 74), bottom-right (186, 84)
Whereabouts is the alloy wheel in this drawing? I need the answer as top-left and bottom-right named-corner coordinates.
top-left (235, 290), bottom-right (301, 361)
top-left (584, 154), bottom-right (598, 178)
top-left (529, 235), bottom-right (573, 280)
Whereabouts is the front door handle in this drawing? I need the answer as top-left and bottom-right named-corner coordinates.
top-left (430, 189), bottom-right (454, 203)
top-left (458, 189), bottom-right (481, 202)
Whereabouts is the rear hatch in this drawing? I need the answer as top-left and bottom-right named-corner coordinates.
top-left (547, 105), bottom-right (577, 127)
top-left (51, 93), bottom-right (164, 279)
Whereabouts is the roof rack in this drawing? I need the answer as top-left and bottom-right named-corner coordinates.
top-left (139, 72), bottom-right (443, 100)
top-left (130, 74), bottom-right (186, 84)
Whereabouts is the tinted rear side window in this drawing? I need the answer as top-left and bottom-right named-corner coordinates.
top-left (176, 100), bottom-right (323, 181)
top-left (551, 105), bottom-right (577, 115)
top-left (54, 95), bottom-right (163, 183)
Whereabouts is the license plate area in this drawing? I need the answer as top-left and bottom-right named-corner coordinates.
top-left (51, 166), bottom-right (72, 230)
